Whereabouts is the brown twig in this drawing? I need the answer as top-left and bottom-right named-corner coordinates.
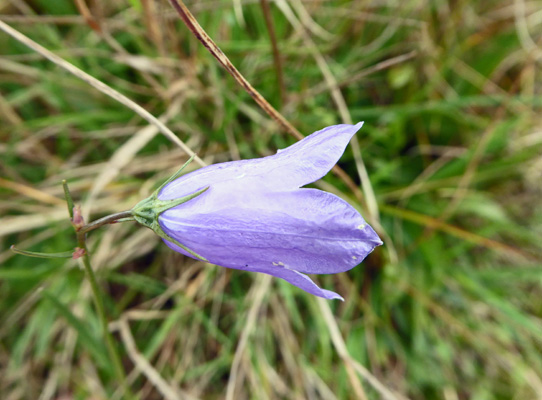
top-left (259, 0), bottom-right (286, 106)
top-left (73, 0), bottom-right (101, 33)
top-left (166, 0), bottom-right (367, 205)
top-left (167, 0), bottom-right (301, 140)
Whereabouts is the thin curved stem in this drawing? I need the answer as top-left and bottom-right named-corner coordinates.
top-left (79, 210), bottom-right (134, 234)
top-left (62, 181), bottom-right (132, 397)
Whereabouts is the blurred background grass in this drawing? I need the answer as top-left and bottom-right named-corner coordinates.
top-left (1, 0), bottom-right (542, 399)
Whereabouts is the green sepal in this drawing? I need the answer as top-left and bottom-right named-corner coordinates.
top-left (153, 224), bottom-right (209, 262)
top-left (131, 186), bottom-right (209, 228)
top-left (130, 157), bottom-right (209, 262)
top-left (156, 154), bottom-right (195, 194)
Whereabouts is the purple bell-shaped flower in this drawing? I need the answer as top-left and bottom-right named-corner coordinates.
top-left (132, 123), bottom-right (382, 300)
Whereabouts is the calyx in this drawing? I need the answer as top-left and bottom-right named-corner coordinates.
top-left (130, 155), bottom-right (209, 261)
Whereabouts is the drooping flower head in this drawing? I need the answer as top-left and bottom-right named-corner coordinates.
top-left (132, 123), bottom-right (382, 300)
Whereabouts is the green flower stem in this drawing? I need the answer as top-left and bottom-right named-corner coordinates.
top-left (79, 210), bottom-right (134, 234)
top-left (76, 231), bottom-right (131, 396)
top-left (62, 181), bottom-right (132, 398)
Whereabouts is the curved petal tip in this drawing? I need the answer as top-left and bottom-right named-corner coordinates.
top-left (251, 266), bottom-right (345, 300)
top-left (322, 289), bottom-right (345, 301)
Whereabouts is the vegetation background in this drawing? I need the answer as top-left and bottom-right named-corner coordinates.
top-left (1, 0), bottom-right (541, 399)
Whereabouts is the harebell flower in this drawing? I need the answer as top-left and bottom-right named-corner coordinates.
top-left (132, 123), bottom-right (382, 300)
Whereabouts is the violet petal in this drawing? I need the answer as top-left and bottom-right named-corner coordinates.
top-left (247, 266), bottom-right (344, 300)
top-left (158, 122), bottom-right (363, 200)
top-left (159, 188), bottom-right (381, 275)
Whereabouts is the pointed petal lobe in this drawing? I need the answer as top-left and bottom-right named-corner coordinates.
top-left (248, 266), bottom-right (344, 300)
top-left (158, 122), bottom-right (364, 200)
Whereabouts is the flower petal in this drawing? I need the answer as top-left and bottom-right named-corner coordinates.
top-left (244, 266), bottom-right (344, 300)
top-left (270, 122), bottom-right (363, 188)
top-left (158, 122), bottom-right (363, 200)
top-left (159, 188), bottom-right (382, 277)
